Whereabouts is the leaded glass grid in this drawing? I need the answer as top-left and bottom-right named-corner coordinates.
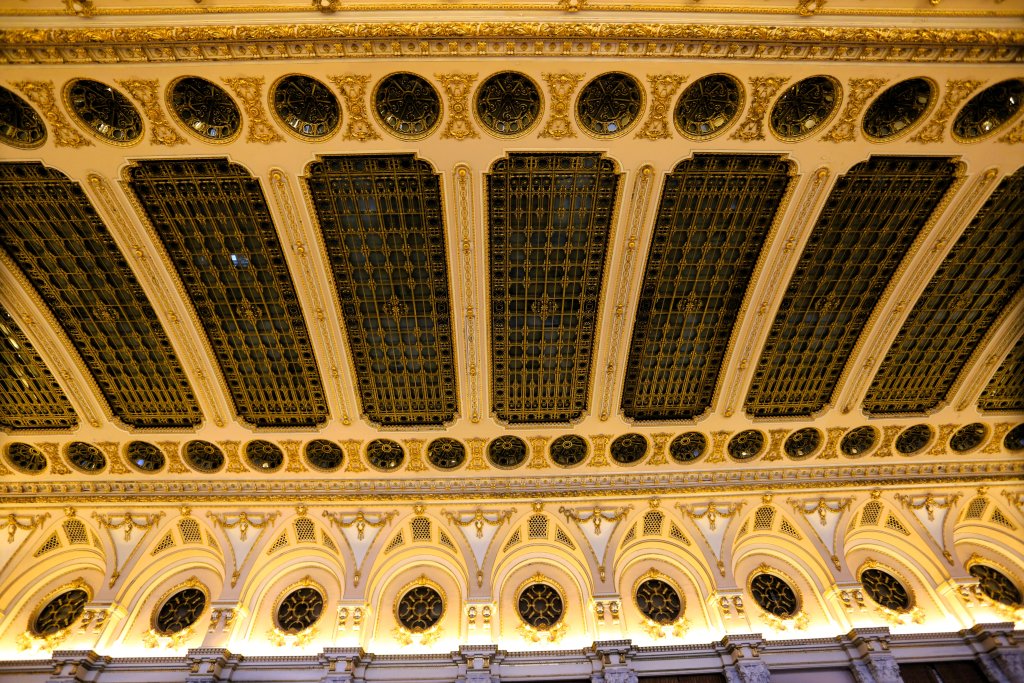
top-left (155, 588), bottom-right (206, 634)
top-left (670, 432), bottom-right (708, 462)
top-left (969, 564), bottom-right (1022, 607)
top-left (864, 168), bottom-right (1024, 415)
top-left (427, 438), bottom-right (465, 470)
top-left (305, 154), bottom-right (457, 426)
top-left (750, 573), bottom-right (798, 618)
top-left (0, 304), bottom-right (77, 430)
top-left (487, 435), bottom-right (528, 468)
top-left (978, 335), bottom-right (1024, 413)
top-left (305, 439), bottom-right (344, 471)
top-left (275, 587), bottom-right (324, 633)
top-left (169, 77), bottom-right (241, 141)
top-left (895, 424), bottom-right (932, 454)
top-left (366, 438), bottom-right (404, 470)
top-left (488, 153), bottom-right (619, 423)
top-left (271, 75), bottom-right (340, 139)
top-left (67, 442), bottom-right (105, 472)
top-left (476, 72), bottom-right (542, 137)
top-left (770, 76), bottom-right (839, 140)
top-left (728, 430), bottom-right (764, 460)
top-left (32, 589), bottom-right (88, 636)
top-left (6, 442), bottom-right (47, 473)
top-left (860, 568), bottom-right (912, 611)
top-left (622, 154), bottom-right (792, 421)
top-left (0, 162), bottom-right (200, 428)
top-left (576, 72), bottom-right (644, 137)
top-left (126, 441), bottom-right (165, 472)
top-left (517, 582), bottom-right (564, 630)
top-left (953, 79), bottom-right (1024, 141)
top-left (784, 428), bottom-right (821, 458)
top-left (550, 434), bottom-right (588, 467)
top-left (397, 585), bottom-right (444, 632)
top-left (635, 579), bottom-right (682, 624)
top-left (745, 156), bottom-right (957, 417)
top-left (863, 78), bottom-right (934, 140)
top-left (65, 79), bottom-right (143, 144)
top-left (840, 426), bottom-right (877, 457)
top-left (674, 74), bottom-right (742, 139)
top-left (184, 440), bottom-right (224, 473)
top-left (610, 433), bottom-right (648, 464)
top-left (128, 158), bottom-right (326, 428)
top-left (950, 423), bottom-right (987, 453)
top-left (0, 85), bottom-right (46, 148)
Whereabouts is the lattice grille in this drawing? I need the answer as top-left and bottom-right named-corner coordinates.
top-left (63, 519), bottom-right (87, 545)
top-left (152, 532), bottom-right (176, 555)
top-left (554, 527), bottom-right (576, 549)
top-left (669, 523), bottom-right (689, 544)
top-left (779, 519), bottom-right (802, 539)
top-left (305, 154), bottom-right (457, 426)
top-left (127, 158), bottom-right (326, 428)
top-left (206, 532), bottom-right (220, 551)
top-left (321, 532), bottom-right (338, 552)
top-left (34, 532), bottom-right (61, 557)
top-left (745, 157), bottom-right (958, 417)
top-left (385, 531), bottom-right (405, 553)
top-left (990, 508), bottom-right (1016, 530)
top-left (528, 514), bottom-right (549, 539)
top-left (411, 517), bottom-right (432, 541)
top-left (964, 497), bottom-right (989, 520)
top-left (754, 506), bottom-right (776, 531)
top-left (268, 532), bottom-right (289, 554)
top-left (488, 153), bottom-right (619, 423)
top-left (622, 524), bottom-right (636, 544)
top-left (294, 518), bottom-right (316, 542)
top-left (861, 501), bottom-right (883, 526)
top-left (643, 511), bottom-right (664, 536)
top-left (0, 162), bottom-right (200, 428)
top-left (503, 528), bottom-right (522, 551)
top-left (885, 515), bottom-right (911, 536)
top-left (978, 334), bottom-right (1024, 413)
top-left (737, 521), bottom-right (749, 539)
top-left (178, 519), bottom-right (201, 544)
top-left (865, 167), bottom-right (1024, 414)
top-left (438, 530), bottom-right (455, 550)
top-left (623, 155), bottom-right (791, 420)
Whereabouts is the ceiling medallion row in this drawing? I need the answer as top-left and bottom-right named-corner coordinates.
top-left (3, 76), bottom-right (1021, 148)
top-left (4, 422), bottom-right (1021, 476)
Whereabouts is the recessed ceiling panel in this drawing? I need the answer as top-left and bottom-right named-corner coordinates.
top-left (488, 153), bottom-right (619, 424)
top-left (978, 334), bottom-right (1024, 413)
top-left (621, 154), bottom-right (792, 421)
top-left (744, 156), bottom-right (958, 418)
top-left (0, 162), bottom-right (200, 429)
top-left (0, 304), bottom-right (78, 431)
top-left (305, 154), bottom-right (457, 426)
top-left (863, 167), bottom-right (1024, 415)
top-left (127, 158), bottom-right (326, 428)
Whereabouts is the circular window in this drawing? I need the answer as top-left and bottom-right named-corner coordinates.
top-left (476, 71), bottom-right (542, 136)
top-left (275, 586), bottom-right (324, 633)
top-left (304, 439), bottom-right (344, 471)
top-left (770, 76), bottom-right (840, 140)
top-left (861, 568), bottom-right (912, 612)
top-left (169, 77), bottom-right (241, 142)
top-left (610, 433), bottom-right (648, 465)
top-left (1003, 423), bottom-right (1024, 452)
top-left (576, 72), bottom-right (644, 137)
top-left (895, 424), bottom-right (932, 455)
top-left (7, 443), bottom-right (47, 474)
top-left (487, 436), bottom-right (528, 469)
top-left (728, 430), bottom-right (764, 460)
top-left (517, 582), bottom-right (564, 631)
top-left (863, 78), bottom-right (934, 141)
top-left (154, 587), bottom-right (206, 635)
top-left (0, 85), bottom-right (46, 148)
top-left (550, 435), bottom-right (588, 467)
top-left (374, 73), bottom-right (441, 139)
top-left (669, 432), bottom-right (708, 463)
top-left (31, 588), bottom-right (89, 636)
top-left (953, 79), bottom-right (1024, 142)
top-left (366, 438), bottom-right (404, 471)
top-left (126, 441), bottom-right (165, 472)
top-left (635, 579), bottom-right (682, 624)
top-left (396, 585), bottom-right (444, 632)
top-left (271, 74), bottom-right (340, 139)
top-left (427, 438), bottom-right (465, 470)
top-left (969, 564), bottom-right (1022, 607)
top-left (245, 440), bottom-right (283, 472)
top-left (65, 79), bottom-right (143, 144)
top-left (784, 428), bottom-right (821, 459)
top-left (66, 442), bottom-right (106, 473)
top-left (750, 573), bottom-right (799, 618)
top-left (950, 423), bottom-right (987, 453)
top-left (674, 74), bottom-right (742, 139)
top-left (840, 426), bottom-right (877, 457)
top-left (183, 440), bottom-right (224, 473)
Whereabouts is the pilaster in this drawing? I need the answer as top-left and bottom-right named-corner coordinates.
top-left (963, 622), bottom-right (1024, 683)
top-left (47, 650), bottom-right (110, 683)
top-left (455, 644), bottom-right (500, 683)
top-left (842, 628), bottom-right (903, 683)
top-left (719, 634), bottom-right (770, 683)
top-left (319, 647), bottom-right (368, 683)
top-left (586, 640), bottom-right (638, 683)
top-left (185, 648), bottom-right (242, 683)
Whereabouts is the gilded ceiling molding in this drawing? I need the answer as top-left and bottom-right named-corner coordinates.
top-left (404, 439), bottom-right (427, 472)
top-left (218, 441), bottom-right (249, 474)
top-left (873, 426), bottom-right (903, 458)
top-left (955, 292), bottom-right (1024, 412)
top-left (587, 435), bottom-right (611, 468)
top-left (796, 0), bottom-right (826, 15)
top-left (538, 73), bottom-right (583, 140)
top-left (441, 508), bottom-right (512, 537)
top-left (437, 74), bottom-right (479, 140)
top-left (222, 77), bottom-right (283, 144)
top-left (156, 442), bottom-right (189, 475)
top-left (822, 78), bottom-right (887, 143)
top-left (786, 495), bottom-right (849, 568)
top-left (3, 511), bottom-right (49, 543)
top-left (329, 75), bottom-right (381, 141)
top-left (208, 510), bottom-right (278, 587)
top-left (453, 164), bottom-right (482, 424)
top-left (910, 79), bottom-right (984, 144)
top-left (527, 436), bottom-right (551, 469)
top-left (93, 510), bottom-right (164, 587)
top-left (982, 423), bottom-right (1013, 455)
top-left (635, 75), bottom-right (687, 141)
top-left (647, 433), bottom-right (671, 466)
top-left (762, 430), bottom-right (787, 462)
top-left (116, 79), bottom-right (186, 146)
top-left (465, 438), bottom-right (487, 471)
top-left (706, 431), bottom-right (729, 464)
top-left (268, 168), bottom-right (351, 426)
top-left (730, 77), bottom-right (788, 141)
top-left (342, 440), bottom-right (367, 473)
top-left (9, 81), bottom-right (90, 147)
top-left (815, 427), bottom-right (846, 460)
top-left (599, 165), bottom-right (654, 421)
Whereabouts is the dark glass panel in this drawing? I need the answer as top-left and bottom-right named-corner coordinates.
top-left (32, 589), bottom-right (88, 636)
top-left (427, 438), bottom-right (465, 470)
top-left (126, 440), bottom-right (164, 472)
top-left (840, 426), bottom-right (877, 456)
top-left (0, 85), bottom-right (46, 148)
top-left (65, 79), bottom-right (143, 144)
top-left (895, 424), bottom-right (932, 454)
top-left (950, 423), bottom-right (986, 453)
top-left (517, 583), bottom-right (563, 630)
top-left (170, 77), bottom-right (240, 141)
top-left (67, 442), bottom-right (105, 472)
top-left (487, 435), bottom-right (528, 468)
top-left (1005, 423), bottom-right (1024, 451)
top-left (184, 440), bottom-right (224, 473)
top-left (6, 442), bottom-right (47, 473)
top-left (245, 439), bottom-right (283, 471)
top-left (155, 588), bottom-right (206, 634)
top-left (304, 439), bottom-right (344, 471)
top-left (728, 430), bottom-right (764, 460)
top-left (978, 335), bottom-right (1024, 413)
top-left (366, 438), bottom-right (404, 470)
top-left (374, 73), bottom-right (441, 139)
top-left (969, 564), bottom-right (1022, 607)
top-left (272, 75), bottom-right (340, 139)
top-left (550, 434), bottom-right (588, 467)
top-left (397, 585), bottom-right (444, 632)
top-left (770, 76), bottom-right (839, 140)
top-left (276, 587), bottom-right (324, 633)
top-left (577, 72), bottom-right (643, 136)
top-left (476, 72), bottom-right (542, 136)
top-left (669, 432), bottom-right (707, 462)
top-left (861, 568), bottom-right (912, 611)
top-left (675, 74), bottom-right (742, 139)
top-left (635, 579), bottom-right (682, 624)
top-left (953, 79), bottom-right (1024, 141)
top-left (750, 573), bottom-right (798, 617)
top-left (610, 433), bottom-right (648, 464)
top-left (863, 78), bottom-right (933, 140)
top-left (784, 427), bottom-right (821, 458)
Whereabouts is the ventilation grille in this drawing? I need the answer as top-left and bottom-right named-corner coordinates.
top-left (780, 519), bottom-right (802, 539)
top-left (294, 517), bottom-right (316, 543)
top-left (885, 515), bottom-right (911, 536)
top-left (503, 528), bottom-right (522, 552)
top-left (622, 524), bottom-right (637, 544)
top-left (206, 532), bottom-right (220, 551)
top-left (439, 530), bottom-right (455, 550)
top-left (179, 519), bottom-right (201, 544)
top-left (92, 533), bottom-right (103, 550)
top-left (964, 497), bottom-right (989, 520)
top-left (34, 532), bottom-right (62, 557)
top-left (528, 515), bottom-right (548, 539)
top-left (754, 506), bottom-right (776, 531)
top-left (268, 532), bottom-right (289, 554)
top-left (555, 528), bottom-right (576, 549)
top-left (669, 523), bottom-right (689, 545)
top-left (643, 511), bottom-right (664, 536)
top-left (411, 517), bottom-right (432, 542)
top-left (861, 501), bottom-right (883, 527)
top-left (321, 532), bottom-right (338, 552)
top-left (737, 521), bottom-right (749, 539)
top-left (991, 508), bottom-right (1016, 530)
top-left (63, 519), bottom-right (88, 545)
top-left (385, 532), bottom-right (405, 554)
top-left (152, 532), bottom-right (176, 555)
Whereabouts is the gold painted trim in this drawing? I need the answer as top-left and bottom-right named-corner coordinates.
top-left (371, 72), bottom-right (444, 141)
top-left (60, 78), bottom-right (145, 148)
top-left (164, 76), bottom-right (243, 145)
top-left (150, 575), bottom-right (210, 634)
top-left (768, 75), bottom-right (843, 143)
top-left (911, 78), bottom-right (984, 145)
top-left (672, 73), bottom-right (745, 142)
top-left (731, 76), bottom-right (789, 142)
top-left (822, 77), bottom-right (888, 144)
top-left (266, 74), bottom-right (342, 143)
top-left (453, 163), bottom-right (482, 424)
top-left (538, 73), bottom-right (583, 140)
top-left (116, 78), bottom-right (186, 147)
top-left (574, 71), bottom-right (647, 140)
top-left (472, 71), bottom-right (545, 140)
top-left (862, 77), bottom-right (940, 144)
top-left (437, 73), bottom-right (480, 141)
top-left (271, 575), bottom-right (326, 632)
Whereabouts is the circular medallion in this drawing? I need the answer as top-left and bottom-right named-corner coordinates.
top-left (245, 439), bottom-right (283, 472)
top-left (154, 587), bottom-right (206, 635)
top-left (550, 435), bottom-right (588, 467)
top-left (183, 440), bottom-right (225, 473)
top-left (32, 588), bottom-right (89, 636)
top-left (169, 77), bottom-right (241, 142)
top-left (950, 423), bottom-right (987, 453)
top-left (66, 442), bottom-right (106, 473)
top-left (65, 79), bottom-right (143, 144)
top-left (126, 441), bottom-right (165, 473)
top-left (517, 582), bottom-right (564, 630)
top-left (863, 78), bottom-right (934, 141)
top-left (1003, 424), bottom-right (1024, 452)
top-left (770, 76), bottom-right (840, 140)
top-left (675, 74), bottom-right (742, 139)
top-left (840, 426), bottom-right (877, 457)
top-left (669, 432), bottom-right (708, 463)
top-left (271, 75), bottom-right (340, 139)
top-left (396, 585), bottom-right (444, 632)
top-left (895, 424), bottom-right (932, 455)
top-left (728, 430), bottom-right (765, 460)
top-left (953, 79), bottom-right (1024, 142)
top-left (476, 71), bottom-right (542, 137)
top-left (305, 439), bottom-right (344, 471)
top-left (860, 568), bottom-right (912, 612)
top-left (784, 428), bottom-right (821, 459)
top-left (275, 586), bottom-right (324, 633)
top-left (487, 436), bottom-right (528, 469)
top-left (426, 438), bottom-right (465, 470)
top-left (6, 442), bottom-right (47, 474)
top-left (969, 564), bottom-right (1022, 607)
top-left (576, 72), bottom-right (644, 137)
top-left (610, 433), bottom-right (648, 465)
top-left (750, 573), bottom-right (799, 618)
top-left (373, 73), bottom-right (441, 139)
top-left (366, 438), bottom-right (404, 471)
top-left (0, 85), bottom-right (46, 148)
top-left (635, 578), bottom-right (682, 624)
